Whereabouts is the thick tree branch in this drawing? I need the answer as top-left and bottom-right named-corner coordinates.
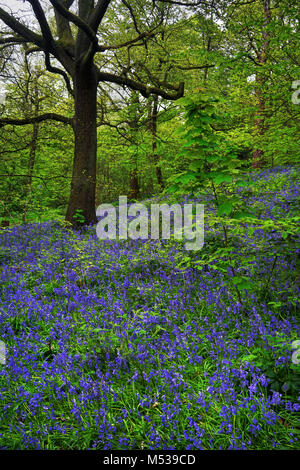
top-left (26, 0), bottom-right (55, 50)
top-left (155, 0), bottom-right (209, 5)
top-left (25, 46), bottom-right (43, 56)
top-left (89, 0), bottom-right (112, 32)
top-left (49, 0), bottom-right (98, 47)
top-left (0, 113), bottom-right (74, 127)
top-left (173, 63), bottom-right (215, 71)
top-left (134, 61), bottom-right (203, 91)
top-left (97, 70), bottom-right (184, 99)
top-left (0, 36), bottom-right (28, 45)
top-left (54, 0), bottom-right (75, 48)
top-left (0, 7), bottom-right (44, 48)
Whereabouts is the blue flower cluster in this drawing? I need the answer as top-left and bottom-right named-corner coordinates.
top-left (0, 166), bottom-right (299, 450)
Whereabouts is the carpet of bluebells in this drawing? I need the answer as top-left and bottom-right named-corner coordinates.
top-left (0, 166), bottom-right (299, 450)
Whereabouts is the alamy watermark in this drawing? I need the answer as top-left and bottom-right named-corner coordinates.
top-left (0, 91), bottom-right (5, 105)
top-left (96, 196), bottom-right (204, 251)
top-left (292, 340), bottom-right (300, 365)
top-left (292, 80), bottom-right (300, 105)
top-left (0, 340), bottom-right (6, 365)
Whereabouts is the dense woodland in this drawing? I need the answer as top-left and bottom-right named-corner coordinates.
top-left (0, 0), bottom-right (299, 452)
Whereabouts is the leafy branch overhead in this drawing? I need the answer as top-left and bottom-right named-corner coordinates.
top-left (0, 0), bottom-right (188, 126)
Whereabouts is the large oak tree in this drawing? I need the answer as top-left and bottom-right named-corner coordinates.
top-left (0, 0), bottom-right (199, 226)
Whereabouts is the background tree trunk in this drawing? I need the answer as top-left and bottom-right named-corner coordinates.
top-left (23, 75), bottom-right (40, 224)
top-left (128, 121), bottom-right (140, 200)
top-left (27, 82), bottom-right (40, 193)
top-left (128, 166), bottom-right (140, 200)
top-left (151, 95), bottom-right (164, 191)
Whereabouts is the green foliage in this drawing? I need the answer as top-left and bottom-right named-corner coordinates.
top-left (72, 209), bottom-right (85, 225)
top-left (242, 334), bottom-right (300, 401)
top-left (167, 94), bottom-right (253, 303)
top-left (168, 94), bottom-right (299, 308)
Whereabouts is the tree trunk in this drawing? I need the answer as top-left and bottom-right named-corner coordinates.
top-left (128, 108), bottom-right (140, 200)
top-left (27, 121), bottom-right (39, 188)
top-left (66, 65), bottom-right (98, 227)
top-left (22, 120), bottom-right (39, 224)
top-left (23, 78), bottom-right (39, 224)
top-left (128, 165), bottom-right (139, 200)
top-left (203, 37), bottom-right (211, 85)
top-left (150, 95), bottom-right (164, 191)
top-left (27, 82), bottom-right (40, 192)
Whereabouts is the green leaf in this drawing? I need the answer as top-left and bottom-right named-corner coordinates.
top-left (189, 161), bottom-right (203, 171)
top-left (218, 201), bottom-right (233, 216)
top-left (231, 276), bottom-right (251, 290)
top-left (241, 354), bottom-right (257, 363)
top-left (176, 173), bottom-right (197, 184)
top-left (213, 173), bottom-right (233, 185)
top-left (232, 210), bottom-right (255, 220)
top-left (238, 279), bottom-right (252, 290)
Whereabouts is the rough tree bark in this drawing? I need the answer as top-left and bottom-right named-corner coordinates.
top-left (150, 94), bottom-right (164, 191)
top-left (66, 64), bottom-right (98, 224)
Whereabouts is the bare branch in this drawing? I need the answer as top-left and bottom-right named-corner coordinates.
top-left (44, 52), bottom-right (74, 96)
top-left (97, 31), bottom-right (156, 52)
top-left (121, 0), bottom-right (141, 35)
